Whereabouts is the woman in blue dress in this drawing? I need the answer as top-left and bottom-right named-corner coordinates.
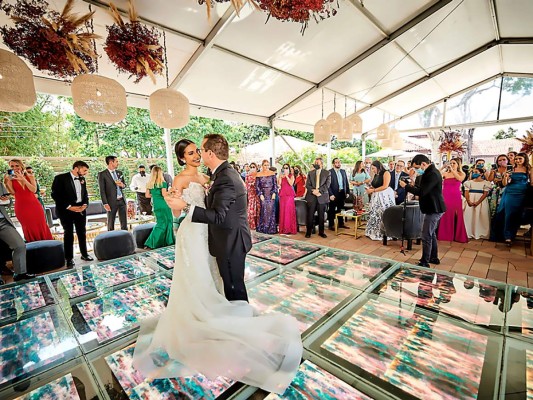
top-left (350, 160), bottom-right (371, 210)
top-left (491, 152), bottom-right (533, 245)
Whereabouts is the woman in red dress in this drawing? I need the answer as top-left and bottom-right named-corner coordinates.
top-left (4, 159), bottom-right (52, 242)
top-left (293, 165), bottom-right (306, 197)
top-left (245, 162), bottom-right (260, 230)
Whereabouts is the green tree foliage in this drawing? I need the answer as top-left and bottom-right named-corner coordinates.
top-left (24, 157), bottom-right (55, 192)
top-left (493, 127), bottom-right (517, 139)
top-left (0, 94), bottom-right (79, 156)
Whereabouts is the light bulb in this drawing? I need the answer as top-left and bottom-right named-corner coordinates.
top-left (96, 89), bottom-right (102, 97)
top-left (168, 109), bottom-right (173, 115)
top-left (0, 73), bottom-right (3, 80)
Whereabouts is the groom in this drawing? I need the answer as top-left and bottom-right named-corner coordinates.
top-left (177, 134), bottom-right (252, 302)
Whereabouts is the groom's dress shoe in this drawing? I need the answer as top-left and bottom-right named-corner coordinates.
top-left (66, 260), bottom-right (75, 269)
top-left (13, 273), bottom-right (36, 282)
top-left (80, 255), bottom-right (94, 262)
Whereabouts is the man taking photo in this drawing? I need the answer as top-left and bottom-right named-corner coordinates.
top-left (399, 154), bottom-right (446, 267)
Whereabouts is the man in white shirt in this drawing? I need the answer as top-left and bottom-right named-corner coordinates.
top-left (130, 165), bottom-right (152, 215)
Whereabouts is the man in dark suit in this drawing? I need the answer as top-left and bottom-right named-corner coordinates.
top-left (51, 161), bottom-right (93, 268)
top-left (328, 158), bottom-right (350, 230)
top-left (98, 156), bottom-right (127, 231)
top-left (400, 154), bottom-right (446, 268)
top-left (0, 182), bottom-right (33, 282)
top-left (173, 134), bottom-right (252, 302)
top-left (389, 160), bottom-right (409, 205)
top-left (305, 157), bottom-right (331, 238)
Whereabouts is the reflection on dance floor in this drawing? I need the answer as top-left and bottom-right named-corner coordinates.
top-left (0, 237), bottom-right (531, 399)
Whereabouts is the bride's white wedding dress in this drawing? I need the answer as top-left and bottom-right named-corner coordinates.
top-left (133, 182), bottom-right (302, 393)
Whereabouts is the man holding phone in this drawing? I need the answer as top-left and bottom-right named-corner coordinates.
top-left (0, 181), bottom-right (33, 282)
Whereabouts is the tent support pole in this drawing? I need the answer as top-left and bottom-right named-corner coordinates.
top-left (269, 123), bottom-right (275, 166)
top-left (163, 128), bottom-right (174, 178)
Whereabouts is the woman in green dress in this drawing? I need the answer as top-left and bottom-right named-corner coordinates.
top-left (144, 166), bottom-right (175, 249)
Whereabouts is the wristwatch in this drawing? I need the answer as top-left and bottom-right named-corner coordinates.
top-left (183, 204), bottom-right (191, 214)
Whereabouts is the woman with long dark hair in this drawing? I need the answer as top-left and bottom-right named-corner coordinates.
top-left (245, 162), bottom-right (260, 230)
top-left (365, 160), bottom-right (395, 240)
top-left (277, 163), bottom-right (297, 234)
top-left (351, 160), bottom-right (370, 210)
top-left (487, 154), bottom-right (510, 217)
top-left (491, 152), bottom-right (533, 245)
top-left (255, 159), bottom-right (278, 234)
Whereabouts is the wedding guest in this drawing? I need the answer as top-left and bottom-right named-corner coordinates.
top-left (256, 160), bottom-right (278, 234)
top-left (0, 181), bottom-right (34, 281)
top-left (99, 156), bottom-right (128, 231)
top-left (144, 166), bottom-right (175, 249)
top-left (491, 152), bottom-right (533, 245)
top-left (3, 159), bottom-right (52, 242)
top-left (278, 163), bottom-right (297, 234)
top-left (350, 160), bottom-right (370, 210)
top-left (305, 157), bottom-right (330, 238)
top-left (293, 165), bottom-right (306, 197)
top-left (130, 165), bottom-right (152, 215)
top-left (438, 158), bottom-right (468, 243)
top-left (388, 160), bottom-right (395, 171)
top-left (463, 167), bottom-right (491, 239)
top-left (365, 160), bottom-right (395, 240)
top-left (51, 161), bottom-right (93, 268)
top-left (508, 151), bottom-right (517, 168)
top-left (389, 160), bottom-right (409, 205)
top-left (25, 166), bottom-right (44, 208)
top-left (245, 162), bottom-right (260, 230)
top-left (241, 163), bottom-right (249, 181)
top-left (487, 154), bottom-right (510, 216)
top-left (328, 158), bottom-right (349, 230)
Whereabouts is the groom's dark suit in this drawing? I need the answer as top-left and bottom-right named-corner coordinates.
top-left (192, 161), bottom-right (252, 301)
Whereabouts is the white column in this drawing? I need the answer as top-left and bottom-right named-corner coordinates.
top-left (326, 141), bottom-right (332, 167)
top-left (269, 127), bottom-right (275, 165)
top-left (163, 128), bottom-right (174, 177)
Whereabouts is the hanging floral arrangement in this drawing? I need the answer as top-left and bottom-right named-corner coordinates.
top-left (257, 0), bottom-right (338, 33)
top-left (0, 0), bottom-right (100, 78)
top-left (438, 129), bottom-right (465, 155)
top-left (104, 0), bottom-right (164, 84)
top-left (517, 125), bottom-right (533, 155)
top-left (197, 0), bottom-right (258, 21)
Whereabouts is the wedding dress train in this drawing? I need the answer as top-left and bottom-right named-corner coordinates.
top-left (133, 182), bottom-right (302, 394)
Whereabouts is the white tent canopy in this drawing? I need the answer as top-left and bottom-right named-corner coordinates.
top-left (1, 0), bottom-right (533, 135)
top-left (239, 135), bottom-right (327, 164)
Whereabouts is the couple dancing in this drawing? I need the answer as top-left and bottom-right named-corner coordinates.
top-left (133, 134), bottom-right (302, 393)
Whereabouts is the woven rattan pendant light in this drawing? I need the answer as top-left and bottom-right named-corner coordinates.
top-left (326, 93), bottom-right (343, 134)
top-left (0, 49), bottom-right (36, 112)
top-left (314, 89), bottom-right (330, 144)
top-left (376, 123), bottom-right (390, 141)
top-left (390, 128), bottom-right (404, 149)
top-left (149, 32), bottom-right (189, 128)
top-left (72, 74), bottom-right (127, 123)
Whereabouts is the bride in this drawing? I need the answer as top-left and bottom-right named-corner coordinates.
top-left (133, 139), bottom-right (302, 394)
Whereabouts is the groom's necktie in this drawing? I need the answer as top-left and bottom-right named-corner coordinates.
top-left (111, 170), bottom-right (123, 199)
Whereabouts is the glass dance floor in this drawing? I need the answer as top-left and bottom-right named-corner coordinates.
top-left (0, 232), bottom-right (531, 399)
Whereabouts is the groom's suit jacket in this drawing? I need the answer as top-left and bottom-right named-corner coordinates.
top-left (191, 161), bottom-right (252, 259)
top-left (51, 172), bottom-right (89, 217)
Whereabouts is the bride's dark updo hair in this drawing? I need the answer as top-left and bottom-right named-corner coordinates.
top-left (175, 139), bottom-right (195, 166)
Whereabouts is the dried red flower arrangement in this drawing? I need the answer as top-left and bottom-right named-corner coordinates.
top-left (104, 0), bottom-right (164, 84)
top-left (0, 0), bottom-right (100, 78)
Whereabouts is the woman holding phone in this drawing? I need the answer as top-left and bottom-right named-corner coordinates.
top-left (3, 159), bottom-right (52, 242)
top-left (277, 163), bottom-right (297, 234)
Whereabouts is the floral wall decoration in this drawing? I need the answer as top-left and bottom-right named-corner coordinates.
top-left (104, 0), bottom-right (164, 84)
top-left (0, 0), bottom-right (100, 79)
top-left (439, 129), bottom-right (465, 158)
top-left (518, 125), bottom-right (533, 155)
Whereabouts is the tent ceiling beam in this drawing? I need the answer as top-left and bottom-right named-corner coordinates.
top-left (354, 38), bottom-right (533, 116)
top-left (346, 0), bottom-right (431, 76)
top-left (81, 0), bottom-right (203, 44)
top-left (268, 0), bottom-right (454, 122)
top-left (397, 115), bottom-right (533, 133)
top-left (169, 7), bottom-right (238, 89)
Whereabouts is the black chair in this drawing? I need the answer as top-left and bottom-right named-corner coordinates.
top-left (26, 240), bottom-right (65, 273)
top-left (343, 192), bottom-right (355, 210)
top-left (381, 201), bottom-right (423, 250)
top-left (133, 223), bottom-right (156, 249)
top-left (94, 231), bottom-right (135, 261)
top-left (294, 198), bottom-right (328, 233)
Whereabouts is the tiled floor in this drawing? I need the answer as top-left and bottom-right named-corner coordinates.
top-left (290, 223), bottom-right (533, 287)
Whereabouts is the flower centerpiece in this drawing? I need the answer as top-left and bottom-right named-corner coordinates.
top-left (104, 0), bottom-right (164, 84)
top-left (517, 125), bottom-right (533, 156)
top-left (438, 129), bottom-right (465, 160)
top-left (0, 0), bottom-right (100, 78)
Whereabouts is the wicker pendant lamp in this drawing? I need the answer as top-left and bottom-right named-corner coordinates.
top-left (149, 32), bottom-right (190, 128)
top-left (72, 74), bottom-right (127, 123)
top-left (326, 93), bottom-right (343, 134)
top-left (376, 123), bottom-right (390, 141)
top-left (348, 113), bottom-right (363, 134)
top-left (0, 49), bottom-right (36, 112)
top-left (314, 89), bottom-right (330, 144)
top-left (390, 128), bottom-right (404, 149)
